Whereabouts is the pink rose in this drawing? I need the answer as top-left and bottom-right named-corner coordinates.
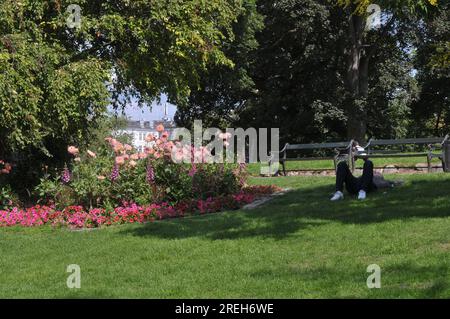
top-left (4, 163), bottom-right (12, 172)
top-left (87, 150), bottom-right (97, 158)
top-left (145, 148), bottom-right (155, 155)
top-left (113, 143), bottom-right (124, 153)
top-left (129, 160), bottom-right (137, 168)
top-left (115, 156), bottom-right (125, 165)
top-left (124, 144), bottom-right (133, 152)
top-left (173, 153), bottom-right (182, 162)
top-left (68, 146), bottom-right (79, 156)
top-left (138, 153), bottom-right (148, 159)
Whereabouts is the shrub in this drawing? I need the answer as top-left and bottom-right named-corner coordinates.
top-left (35, 127), bottom-right (246, 210)
top-left (0, 184), bottom-right (20, 210)
top-left (0, 160), bottom-right (19, 210)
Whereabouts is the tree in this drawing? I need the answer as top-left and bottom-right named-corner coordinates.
top-left (237, 0), bottom-right (420, 145)
top-left (410, 1), bottom-right (450, 136)
top-left (0, 0), bottom-right (243, 155)
top-left (334, 0), bottom-right (440, 141)
top-left (239, 0), bottom-right (349, 144)
top-left (0, 0), bottom-right (244, 192)
top-left (173, 0), bottom-right (443, 146)
top-left (174, 0), bottom-right (263, 129)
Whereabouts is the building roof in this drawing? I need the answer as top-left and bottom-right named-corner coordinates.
top-left (124, 120), bottom-right (177, 130)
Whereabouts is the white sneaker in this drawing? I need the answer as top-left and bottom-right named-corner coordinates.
top-left (358, 190), bottom-right (367, 200)
top-left (330, 191), bottom-right (344, 201)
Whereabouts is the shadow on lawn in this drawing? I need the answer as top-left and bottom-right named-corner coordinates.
top-left (248, 261), bottom-right (449, 298)
top-left (120, 177), bottom-right (450, 240)
top-left (120, 209), bottom-right (328, 241)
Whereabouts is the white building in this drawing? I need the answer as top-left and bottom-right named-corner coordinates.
top-left (115, 104), bottom-right (177, 152)
top-left (117, 119), bottom-right (177, 152)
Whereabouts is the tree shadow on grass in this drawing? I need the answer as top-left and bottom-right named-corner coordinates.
top-left (294, 178), bottom-right (450, 225)
top-left (120, 207), bottom-right (328, 241)
top-left (248, 261), bottom-right (449, 298)
top-left (383, 262), bottom-right (450, 298)
top-left (119, 177), bottom-right (450, 241)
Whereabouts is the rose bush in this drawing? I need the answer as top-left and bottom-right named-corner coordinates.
top-left (34, 126), bottom-right (246, 210)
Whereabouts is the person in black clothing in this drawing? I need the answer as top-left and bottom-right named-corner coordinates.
top-left (331, 144), bottom-right (377, 201)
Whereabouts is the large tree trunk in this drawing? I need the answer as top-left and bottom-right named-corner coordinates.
top-left (344, 8), bottom-right (369, 143)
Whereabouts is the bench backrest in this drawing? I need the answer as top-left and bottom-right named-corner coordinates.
top-left (368, 137), bottom-right (446, 146)
top-left (366, 136), bottom-right (449, 150)
top-left (280, 135), bottom-right (449, 157)
top-left (285, 141), bottom-right (351, 151)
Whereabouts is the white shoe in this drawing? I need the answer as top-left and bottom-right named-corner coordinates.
top-left (330, 191), bottom-right (344, 201)
top-left (358, 190), bottom-right (366, 200)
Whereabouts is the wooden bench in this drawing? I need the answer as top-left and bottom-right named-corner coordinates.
top-left (272, 140), bottom-right (354, 176)
top-left (357, 135), bottom-right (450, 172)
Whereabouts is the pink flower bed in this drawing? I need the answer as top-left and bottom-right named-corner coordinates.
top-left (0, 185), bottom-right (281, 229)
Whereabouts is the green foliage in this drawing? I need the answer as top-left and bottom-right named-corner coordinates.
top-left (175, 0), bottom-right (264, 128)
top-left (335, 0), bottom-right (439, 14)
top-left (365, 44), bottom-right (417, 139)
top-left (34, 173), bottom-right (62, 205)
top-left (191, 163), bottom-right (246, 199)
top-left (240, 0), bottom-right (351, 143)
top-left (0, 5), bottom-right (111, 154)
top-left (0, 184), bottom-right (19, 210)
top-left (150, 160), bottom-right (193, 203)
top-left (86, 115), bottom-right (131, 152)
top-left (410, 1), bottom-right (450, 136)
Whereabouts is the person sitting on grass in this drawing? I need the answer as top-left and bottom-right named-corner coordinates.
top-left (331, 144), bottom-right (377, 201)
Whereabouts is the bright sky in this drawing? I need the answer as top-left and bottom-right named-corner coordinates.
top-left (109, 94), bottom-right (177, 121)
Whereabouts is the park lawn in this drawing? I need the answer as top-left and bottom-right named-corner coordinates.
top-left (247, 156), bottom-right (443, 175)
top-left (1, 173), bottom-right (450, 298)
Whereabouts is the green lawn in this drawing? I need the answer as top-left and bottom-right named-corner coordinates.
top-left (1, 173), bottom-right (450, 298)
top-left (247, 156), bottom-right (443, 175)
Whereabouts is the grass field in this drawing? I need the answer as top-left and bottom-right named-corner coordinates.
top-left (247, 156), bottom-right (443, 175)
top-left (1, 173), bottom-right (450, 298)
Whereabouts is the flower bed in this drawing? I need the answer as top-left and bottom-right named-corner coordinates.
top-left (1, 123), bottom-right (282, 228)
top-left (33, 126), bottom-right (248, 210)
top-left (0, 185), bottom-right (282, 229)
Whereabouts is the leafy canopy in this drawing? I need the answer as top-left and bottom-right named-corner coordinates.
top-left (335, 0), bottom-right (439, 13)
top-left (0, 0), bottom-right (244, 157)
